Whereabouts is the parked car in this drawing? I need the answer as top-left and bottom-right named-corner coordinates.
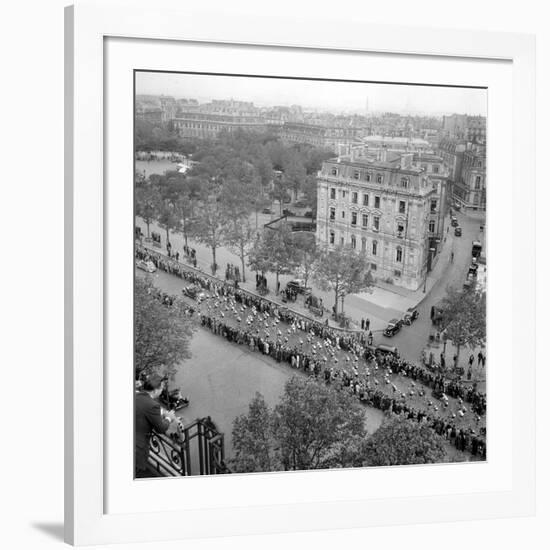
top-left (159, 387), bottom-right (190, 411)
top-left (282, 208), bottom-right (295, 217)
top-left (136, 259), bottom-right (157, 273)
top-left (451, 216), bottom-right (459, 227)
top-left (454, 226), bottom-right (462, 237)
top-left (261, 207), bottom-right (272, 214)
top-left (286, 279), bottom-right (312, 295)
top-left (304, 210), bottom-right (313, 218)
top-left (383, 318), bottom-right (402, 337)
top-left (294, 200), bottom-right (307, 208)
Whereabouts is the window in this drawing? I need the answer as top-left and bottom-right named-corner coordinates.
top-left (394, 269), bottom-right (402, 277)
top-left (362, 214), bottom-right (368, 228)
top-left (363, 194), bottom-right (369, 206)
top-left (340, 236), bottom-right (344, 246)
top-left (366, 173), bottom-right (371, 182)
top-left (341, 210), bottom-right (345, 219)
top-left (396, 246), bottom-right (403, 262)
top-left (400, 177), bottom-right (409, 188)
top-left (370, 263), bottom-right (377, 271)
top-left (352, 192), bottom-right (358, 204)
top-left (329, 207), bottom-right (335, 221)
top-left (376, 174), bottom-right (383, 183)
top-left (351, 235), bottom-right (356, 249)
top-left (329, 231), bottom-right (335, 244)
top-left (374, 196), bottom-right (380, 209)
top-left (373, 216), bottom-right (380, 231)
top-left (331, 168), bottom-right (338, 176)
top-left (397, 222), bottom-right (404, 236)
top-left (372, 240), bottom-right (378, 255)
top-left (351, 212), bottom-right (357, 226)
top-left (431, 200), bottom-right (437, 213)
top-left (361, 237), bottom-right (366, 251)
top-left (433, 165), bottom-right (439, 174)
top-left (342, 190), bottom-right (346, 198)
top-left (399, 200), bottom-right (406, 214)
top-left (475, 175), bottom-right (481, 190)
top-left (330, 188), bottom-right (336, 199)
top-left (353, 171), bottom-right (360, 180)
top-left (429, 220), bottom-right (435, 233)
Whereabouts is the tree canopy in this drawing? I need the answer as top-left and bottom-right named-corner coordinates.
top-left (230, 376), bottom-right (369, 473)
top-left (364, 418), bottom-right (446, 466)
top-left (134, 276), bottom-right (196, 380)
top-left (313, 245), bottom-right (374, 316)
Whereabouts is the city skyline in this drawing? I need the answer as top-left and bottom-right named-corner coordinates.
top-left (136, 71), bottom-right (487, 117)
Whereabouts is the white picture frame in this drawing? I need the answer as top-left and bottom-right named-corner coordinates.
top-left (65, 1), bottom-right (536, 545)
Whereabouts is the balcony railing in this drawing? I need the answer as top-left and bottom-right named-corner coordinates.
top-left (147, 416), bottom-right (230, 477)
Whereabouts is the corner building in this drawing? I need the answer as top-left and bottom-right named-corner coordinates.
top-left (316, 149), bottom-right (442, 291)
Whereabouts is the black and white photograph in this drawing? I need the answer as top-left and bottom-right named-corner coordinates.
top-left (133, 70), bottom-right (487, 478)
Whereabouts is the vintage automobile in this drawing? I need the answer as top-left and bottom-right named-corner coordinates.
top-left (468, 263), bottom-right (479, 277)
top-left (451, 216), bottom-right (459, 227)
top-left (136, 258), bottom-right (157, 273)
top-left (182, 284), bottom-right (206, 301)
top-left (454, 226), bottom-right (462, 237)
top-left (159, 386), bottom-right (190, 411)
top-left (403, 307), bottom-right (419, 325)
top-left (383, 318), bottom-right (402, 337)
top-left (261, 207), bottom-right (272, 214)
top-left (286, 279), bottom-right (312, 295)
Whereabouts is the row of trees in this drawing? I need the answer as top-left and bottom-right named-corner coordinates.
top-left (230, 376), bottom-right (446, 472)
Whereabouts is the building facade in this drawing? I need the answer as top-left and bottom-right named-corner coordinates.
top-left (316, 150), bottom-right (442, 290)
top-left (453, 145), bottom-right (486, 212)
top-left (278, 122), bottom-right (359, 153)
top-left (172, 111), bottom-right (267, 139)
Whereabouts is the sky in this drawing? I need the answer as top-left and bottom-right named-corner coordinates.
top-left (136, 71), bottom-right (487, 116)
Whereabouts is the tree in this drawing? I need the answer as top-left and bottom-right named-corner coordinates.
top-left (290, 231), bottom-right (318, 289)
top-left (134, 277), bottom-right (196, 380)
top-left (282, 152), bottom-right (307, 201)
top-left (221, 177), bottom-right (257, 283)
top-left (364, 418), bottom-right (446, 466)
top-left (135, 183), bottom-right (159, 238)
top-left (230, 377), bottom-right (369, 473)
top-left (302, 174), bottom-right (319, 217)
top-left (440, 287), bottom-right (486, 365)
top-left (272, 376), bottom-right (368, 471)
top-left (192, 178), bottom-right (226, 274)
top-left (230, 393), bottom-right (277, 473)
top-left (156, 198), bottom-right (179, 247)
top-left (248, 224), bottom-right (299, 291)
top-left (312, 246), bottom-right (374, 317)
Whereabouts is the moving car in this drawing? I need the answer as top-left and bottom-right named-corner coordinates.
top-left (403, 307), bottom-right (419, 325)
top-left (286, 279), bottom-right (312, 295)
top-left (454, 226), bottom-right (462, 237)
top-left (451, 216), bottom-right (459, 227)
top-left (182, 284), bottom-right (206, 301)
top-left (136, 258), bottom-right (157, 273)
top-left (383, 318), bottom-right (402, 337)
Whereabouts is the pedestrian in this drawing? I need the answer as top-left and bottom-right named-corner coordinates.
top-left (477, 351), bottom-right (483, 366)
top-left (453, 354), bottom-right (458, 367)
top-left (361, 318), bottom-right (365, 330)
top-left (450, 251), bottom-right (454, 263)
top-left (366, 318), bottom-right (370, 331)
top-left (467, 368), bottom-right (472, 381)
top-left (175, 252), bottom-right (179, 261)
top-left (468, 354), bottom-right (474, 368)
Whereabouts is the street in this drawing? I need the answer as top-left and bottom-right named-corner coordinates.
top-left (136, 206), bottom-right (485, 368)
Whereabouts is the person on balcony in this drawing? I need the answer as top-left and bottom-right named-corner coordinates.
top-left (135, 373), bottom-right (176, 478)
